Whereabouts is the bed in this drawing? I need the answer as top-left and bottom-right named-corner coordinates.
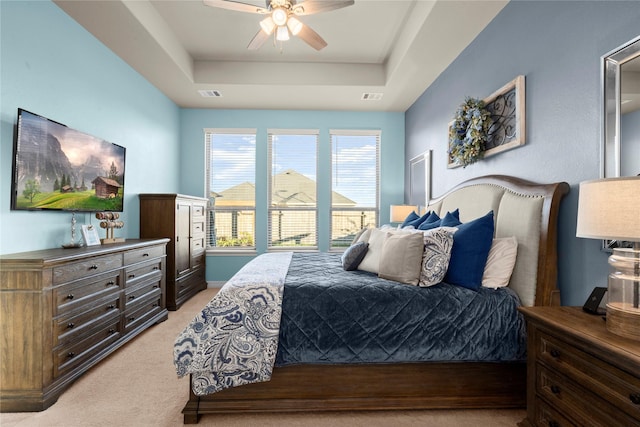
top-left (175, 174), bottom-right (570, 424)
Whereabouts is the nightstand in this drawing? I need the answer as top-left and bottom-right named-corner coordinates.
top-left (519, 306), bottom-right (640, 427)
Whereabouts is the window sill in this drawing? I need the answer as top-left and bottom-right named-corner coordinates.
top-left (206, 248), bottom-right (257, 256)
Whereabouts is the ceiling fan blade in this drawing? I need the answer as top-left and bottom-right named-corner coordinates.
top-left (292, 0), bottom-right (354, 16)
top-left (296, 23), bottom-right (327, 50)
top-left (247, 28), bottom-right (270, 50)
top-left (203, 0), bottom-right (268, 14)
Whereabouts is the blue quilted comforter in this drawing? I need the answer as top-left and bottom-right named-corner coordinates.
top-left (275, 252), bottom-right (527, 365)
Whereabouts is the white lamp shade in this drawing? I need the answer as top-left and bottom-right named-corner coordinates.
top-left (576, 177), bottom-right (640, 241)
top-left (287, 16), bottom-right (303, 35)
top-left (260, 16), bottom-right (276, 35)
top-left (276, 25), bottom-right (290, 41)
top-left (390, 205), bottom-right (416, 223)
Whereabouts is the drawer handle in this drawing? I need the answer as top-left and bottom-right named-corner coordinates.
top-left (108, 328), bottom-right (116, 334)
top-left (90, 264), bottom-right (98, 270)
top-left (128, 274), bottom-right (135, 278)
top-left (128, 295), bottom-right (136, 300)
top-left (66, 294), bottom-right (75, 300)
top-left (67, 352), bottom-right (76, 359)
top-left (106, 304), bottom-right (116, 310)
top-left (142, 253), bottom-right (149, 257)
top-left (152, 303), bottom-right (158, 307)
top-left (128, 316), bottom-right (135, 322)
top-left (106, 281), bottom-right (115, 287)
top-left (153, 266), bottom-right (159, 271)
top-left (66, 322), bottom-right (75, 329)
top-left (630, 393), bottom-right (640, 405)
top-left (550, 349), bottom-right (561, 358)
top-left (550, 385), bottom-right (561, 395)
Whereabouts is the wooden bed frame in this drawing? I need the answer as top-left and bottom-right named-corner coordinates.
top-left (182, 175), bottom-right (570, 424)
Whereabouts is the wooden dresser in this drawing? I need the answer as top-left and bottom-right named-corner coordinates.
top-left (139, 194), bottom-right (207, 310)
top-left (0, 239), bottom-right (169, 412)
top-left (519, 306), bottom-right (640, 427)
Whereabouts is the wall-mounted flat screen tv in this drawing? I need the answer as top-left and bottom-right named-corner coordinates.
top-left (11, 109), bottom-right (126, 212)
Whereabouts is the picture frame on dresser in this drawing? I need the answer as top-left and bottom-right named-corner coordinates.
top-left (81, 224), bottom-right (101, 246)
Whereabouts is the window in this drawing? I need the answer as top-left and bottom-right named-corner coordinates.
top-left (330, 130), bottom-right (380, 248)
top-left (205, 129), bottom-right (256, 249)
top-left (268, 130), bottom-right (318, 249)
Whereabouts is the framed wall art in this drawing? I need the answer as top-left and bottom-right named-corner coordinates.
top-left (448, 75), bottom-right (526, 168)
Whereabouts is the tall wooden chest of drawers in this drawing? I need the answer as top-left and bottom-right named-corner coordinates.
top-left (519, 306), bottom-right (640, 427)
top-left (139, 194), bottom-right (207, 310)
top-left (0, 239), bottom-right (169, 412)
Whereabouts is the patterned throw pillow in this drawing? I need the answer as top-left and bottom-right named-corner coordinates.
top-left (341, 241), bottom-right (369, 271)
top-left (418, 228), bottom-right (456, 287)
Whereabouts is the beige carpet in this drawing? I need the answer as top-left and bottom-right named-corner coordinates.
top-left (1, 288), bottom-right (526, 427)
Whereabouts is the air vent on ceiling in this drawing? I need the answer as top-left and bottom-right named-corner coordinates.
top-left (361, 92), bottom-right (383, 101)
top-left (198, 89), bottom-right (222, 98)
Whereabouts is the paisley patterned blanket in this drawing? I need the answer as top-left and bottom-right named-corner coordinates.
top-left (173, 252), bottom-right (293, 396)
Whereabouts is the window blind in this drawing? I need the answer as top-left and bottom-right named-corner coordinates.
top-left (330, 130), bottom-right (380, 248)
top-left (205, 129), bottom-right (256, 249)
top-left (267, 130), bottom-right (319, 249)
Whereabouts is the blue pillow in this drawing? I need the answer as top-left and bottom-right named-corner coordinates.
top-left (444, 210), bottom-right (494, 290)
top-left (417, 212), bottom-right (441, 230)
top-left (440, 209), bottom-right (462, 227)
top-left (400, 211), bottom-right (420, 228)
top-left (405, 211), bottom-right (432, 228)
top-left (341, 242), bottom-right (369, 271)
top-left (420, 209), bottom-right (460, 230)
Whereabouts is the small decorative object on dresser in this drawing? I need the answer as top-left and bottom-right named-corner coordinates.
top-left (519, 307), bottom-right (640, 427)
top-left (81, 224), bottom-right (101, 246)
top-left (139, 194), bottom-right (207, 310)
top-left (96, 211), bottom-right (125, 244)
top-left (0, 239), bottom-right (169, 412)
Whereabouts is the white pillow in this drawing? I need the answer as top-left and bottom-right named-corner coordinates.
top-left (357, 228), bottom-right (388, 273)
top-left (482, 236), bottom-right (518, 289)
top-left (378, 232), bottom-right (425, 285)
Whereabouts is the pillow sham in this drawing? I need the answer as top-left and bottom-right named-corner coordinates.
top-left (378, 232), bottom-right (425, 285)
top-left (400, 211), bottom-right (420, 228)
top-left (404, 211), bottom-right (432, 229)
top-left (418, 209), bottom-right (460, 231)
top-left (444, 210), bottom-right (495, 290)
top-left (341, 241), bottom-right (369, 271)
top-left (482, 236), bottom-right (518, 288)
top-left (418, 228), bottom-right (456, 287)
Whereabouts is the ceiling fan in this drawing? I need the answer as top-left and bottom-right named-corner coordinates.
top-left (203, 0), bottom-right (354, 51)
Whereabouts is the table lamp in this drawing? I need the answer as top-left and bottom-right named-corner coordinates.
top-left (576, 176), bottom-right (640, 340)
top-left (390, 205), bottom-right (418, 224)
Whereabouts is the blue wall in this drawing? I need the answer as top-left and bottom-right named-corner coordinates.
top-left (405, 0), bottom-right (640, 306)
top-left (0, 0), bottom-right (180, 254)
top-left (179, 109), bottom-right (405, 281)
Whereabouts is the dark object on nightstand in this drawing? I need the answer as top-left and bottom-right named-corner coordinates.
top-left (583, 286), bottom-right (608, 315)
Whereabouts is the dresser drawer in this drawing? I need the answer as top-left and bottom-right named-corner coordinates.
top-left (192, 203), bottom-right (206, 218)
top-left (54, 293), bottom-right (121, 347)
top-left (54, 319), bottom-right (121, 377)
top-left (124, 259), bottom-right (162, 288)
top-left (192, 236), bottom-right (205, 255)
top-left (538, 331), bottom-right (640, 418)
top-left (123, 245), bottom-right (165, 266)
top-left (534, 399), bottom-right (576, 427)
top-left (54, 271), bottom-right (121, 315)
top-left (192, 218), bottom-right (206, 235)
top-left (53, 254), bottom-right (122, 285)
top-left (124, 292), bottom-right (162, 333)
top-left (124, 280), bottom-right (162, 309)
top-left (537, 364), bottom-right (639, 426)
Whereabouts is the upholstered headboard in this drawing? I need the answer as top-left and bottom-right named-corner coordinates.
top-left (427, 175), bottom-right (569, 306)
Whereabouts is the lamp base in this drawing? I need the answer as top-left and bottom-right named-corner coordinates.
top-left (606, 303), bottom-right (640, 341)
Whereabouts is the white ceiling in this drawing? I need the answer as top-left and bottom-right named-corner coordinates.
top-left (54, 0), bottom-right (508, 112)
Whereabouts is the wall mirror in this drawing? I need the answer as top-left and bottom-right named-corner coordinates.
top-left (409, 150), bottom-right (431, 210)
top-left (601, 35), bottom-right (640, 250)
top-left (602, 35), bottom-right (640, 178)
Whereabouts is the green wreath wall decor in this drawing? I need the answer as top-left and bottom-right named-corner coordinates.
top-left (448, 97), bottom-right (493, 167)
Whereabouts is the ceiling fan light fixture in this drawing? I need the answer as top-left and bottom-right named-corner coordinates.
top-left (271, 7), bottom-right (288, 26)
top-left (276, 25), bottom-right (290, 41)
top-left (287, 16), bottom-right (303, 35)
top-left (259, 16), bottom-right (276, 35)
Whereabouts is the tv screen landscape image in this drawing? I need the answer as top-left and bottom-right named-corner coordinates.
top-left (11, 109), bottom-right (126, 212)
